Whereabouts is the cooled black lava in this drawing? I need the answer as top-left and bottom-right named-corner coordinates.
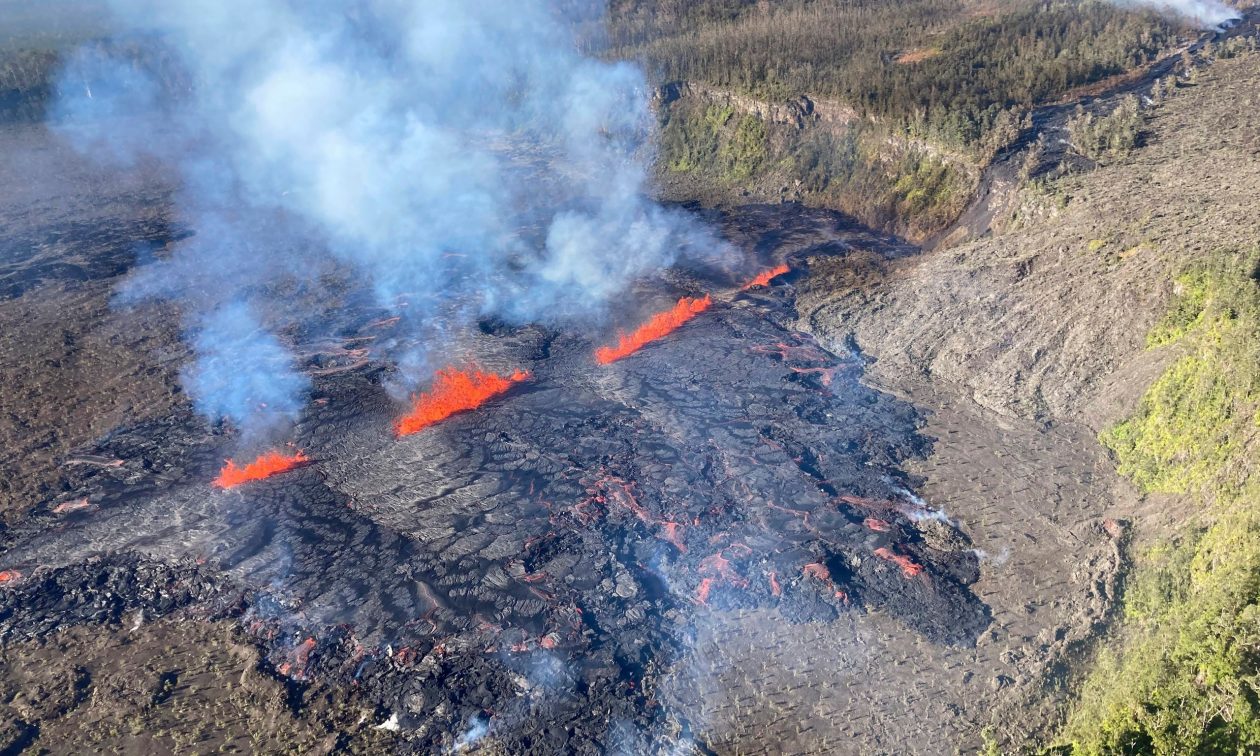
top-left (0, 206), bottom-right (990, 753)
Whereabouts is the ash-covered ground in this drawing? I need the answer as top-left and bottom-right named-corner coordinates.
top-left (0, 127), bottom-right (991, 752)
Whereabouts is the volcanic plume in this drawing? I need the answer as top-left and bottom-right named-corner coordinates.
top-left (51, 0), bottom-right (727, 439)
top-left (595, 296), bottom-right (712, 364)
top-left (396, 367), bottom-right (530, 436)
top-left (741, 263), bottom-right (790, 290)
top-left (213, 450), bottom-right (309, 488)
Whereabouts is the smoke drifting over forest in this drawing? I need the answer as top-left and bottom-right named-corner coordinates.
top-left (52, 0), bottom-right (724, 438)
top-left (1118, 0), bottom-right (1241, 28)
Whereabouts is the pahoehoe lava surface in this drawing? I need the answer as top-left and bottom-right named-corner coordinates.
top-left (0, 207), bottom-right (990, 752)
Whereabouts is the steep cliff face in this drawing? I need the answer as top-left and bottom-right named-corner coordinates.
top-left (618, 0), bottom-right (1192, 245)
top-left (652, 82), bottom-right (980, 242)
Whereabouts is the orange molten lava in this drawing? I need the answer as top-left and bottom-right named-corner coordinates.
top-left (395, 366), bottom-right (530, 436)
top-left (802, 562), bottom-right (832, 582)
top-left (802, 562), bottom-right (849, 601)
top-left (694, 550), bottom-right (749, 605)
top-left (595, 296), bottom-right (712, 364)
top-left (0, 570), bottom-right (21, 585)
top-left (278, 636), bottom-right (317, 678)
top-left (53, 498), bottom-right (92, 514)
top-left (874, 546), bottom-right (925, 578)
top-left (695, 577), bottom-right (715, 605)
top-left (214, 450), bottom-right (309, 489)
top-left (659, 521), bottom-right (687, 553)
top-left (741, 263), bottom-right (790, 290)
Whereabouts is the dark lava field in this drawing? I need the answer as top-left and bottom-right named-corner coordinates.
top-left (0, 121), bottom-right (990, 752)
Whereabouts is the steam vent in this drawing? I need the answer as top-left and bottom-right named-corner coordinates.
top-left (3, 0), bottom-right (1259, 753)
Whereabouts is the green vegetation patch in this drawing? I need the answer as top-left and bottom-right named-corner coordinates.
top-left (889, 151), bottom-right (971, 229)
top-left (660, 102), bottom-right (727, 173)
top-left (1057, 494), bottom-right (1260, 754)
top-left (718, 113), bottom-right (768, 181)
top-left (1068, 95), bottom-right (1146, 164)
top-left (1101, 252), bottom-right (1260, 495)
top-left (1059, 249), bottom-right (1260, 754)
top-left (659, 97), bottom-right (972, 237)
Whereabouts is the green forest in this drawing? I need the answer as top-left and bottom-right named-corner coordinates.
top-left (609, 0), bottom-right (1183, 148)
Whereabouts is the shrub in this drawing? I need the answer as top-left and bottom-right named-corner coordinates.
top-left (1067, 95), bottom-right (1145, 163)
top-left (1060, 249), bottom-right (1260, 754)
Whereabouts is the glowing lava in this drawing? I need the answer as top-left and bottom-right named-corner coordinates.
top-left (0, 570), bottom-right (21, 585)
top-left (694, 550), bottom-right (749, 605)
top-left (741, 263), bottom-right (790, 290)
top-left (53, 498), bottom-right (92, 514)
top-left (595, 295), bottom-right (712, 364)
top-left (659, 521), bottom-right (687, 553)
top-left (864, 517), bottom-right (891, 532)
top-left (395, 367), bottom-right (530, 436)
top-left (802, 562), bottom-right (849, 602)
top-left (767, 570), bottom-right (782, 597)
top-left (214, 450), bottom-right (309, 489)
top-left (277, 637), bottom-right (317, 678)
top-left (874, 546), bottom-right (925, 578)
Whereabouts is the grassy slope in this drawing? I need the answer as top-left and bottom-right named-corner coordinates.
top-left (1057, 248), bottom-right (1260, 754)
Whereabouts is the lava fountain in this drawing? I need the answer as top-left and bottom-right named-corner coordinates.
top-left (395, 366), bottom-right (531, 436)
top-left (213, 450), bottom-right (309, 488)
top-left (741, 263), bottom-right (790, 290)
top-left (595, 295), bottom-right (712, 365)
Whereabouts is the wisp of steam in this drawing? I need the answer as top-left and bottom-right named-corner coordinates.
top-left (1114, 0), bottom-right (1242, 28)
top-left (52, 0), bottom-right (723, 439)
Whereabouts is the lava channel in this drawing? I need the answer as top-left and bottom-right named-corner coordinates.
top-left (396, 366), bottom-right (530, 436)
top-left (214, 450), bottom-right (309, 489)
top-left (595, 295), bottom-right (712, 364)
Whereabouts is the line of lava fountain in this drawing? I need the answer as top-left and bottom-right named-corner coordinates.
top-left (741, 263), bottom-right (790, 291)
top-left (214, 450), bottom-right (310, 488)
top-left (395, 367), bottom-right (531, 436)
top-left (595, 295), bottom-right (712, 365)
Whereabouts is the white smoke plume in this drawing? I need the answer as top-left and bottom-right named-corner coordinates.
top-left (1114, 0), bottom-right (1241, 29)
top-left (52, 0), bottom-right (724, 438)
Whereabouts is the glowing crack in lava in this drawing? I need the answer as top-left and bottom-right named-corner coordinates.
top-left (874, 546), bottom-right (926, 578)
top-left (395, 367), bottom-right (531, 436)
top-left (741, 263), bottom-right (790, 290)
top-left (214, 450), bottom-right (310, 488)
top-left (594, 295), bottom-right (712, 365)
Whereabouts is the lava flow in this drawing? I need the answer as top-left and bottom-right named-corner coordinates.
top-left (396, 366), bottom-right (530, 436)
top-left (595, 295), bottom-right (712, 364)
top-left (741, 263), bottom-right (790, 290)
top-left (214, 450), bottom-right (309, 489)
top-left (874, 546), bottom-right (925, 578)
